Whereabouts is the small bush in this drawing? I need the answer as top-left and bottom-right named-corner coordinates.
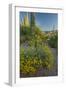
top-left (20, 45), bottom-right (54, 76)
top-left (48, 32), bottom-right (58, 48)
top-left (42, 45), bottom-right (54, 70)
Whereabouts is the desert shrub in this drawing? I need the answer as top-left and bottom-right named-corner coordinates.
top-left (20, 26), bottom-right (31, 35)
top-left (41, 45), bottom-right (55, 70)
top-left (34, 26), bottom-right (47, 42)
top-left (48, 32), bottom-right (58, 48)
top-left (20, 25), bottom-right (47, 45)
top-left (20, 48), bottom-right (40, 76)
top-left (20, 25), bottom-right (33, 44)
top-left (20, 45), bottom-right (54, 76)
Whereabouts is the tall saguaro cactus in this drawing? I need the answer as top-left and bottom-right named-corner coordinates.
top-left (30, 12), bottom-right (38, 50)
top-left (30, 12), bottom-right (35, 30)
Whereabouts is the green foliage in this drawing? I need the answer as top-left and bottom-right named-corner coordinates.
top-left (42, 45), bottom-right (54, 70)
top-left (20, 25), bottom-right (32, 44)
top-left (20, 25), bottom-right (47, 46)
top-left (48, 32), bottom-right (58, 48)
top-left (20, 48), bottom-right (40, 76)
top-left (20, 13), bottom-right (57, 77)
top-left (20, 45), bottom-right (54, 76)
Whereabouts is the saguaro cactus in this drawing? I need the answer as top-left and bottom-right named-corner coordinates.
top-left (30, 12), bottom-right (35, 30)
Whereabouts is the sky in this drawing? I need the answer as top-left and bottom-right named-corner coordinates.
top-left (20, 12), bottom-right (58, 31)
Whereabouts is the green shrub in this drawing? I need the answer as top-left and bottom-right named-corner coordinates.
top-left (20, 45), bottom-right (54, 76)
top-left (20, 25), bottom-right (47, 45)
top-left (42, 45), bottom-right (54, 70)
top-left (48, 32), bottom-right (58, 48)
top-left (20, 48), bottom-right (38, 76)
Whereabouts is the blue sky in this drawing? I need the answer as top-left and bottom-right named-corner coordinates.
top-left (20, 12), bottom-right (58, 31)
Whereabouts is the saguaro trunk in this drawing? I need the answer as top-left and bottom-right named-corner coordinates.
top-left (30, 12), bottom-right (35, 31)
